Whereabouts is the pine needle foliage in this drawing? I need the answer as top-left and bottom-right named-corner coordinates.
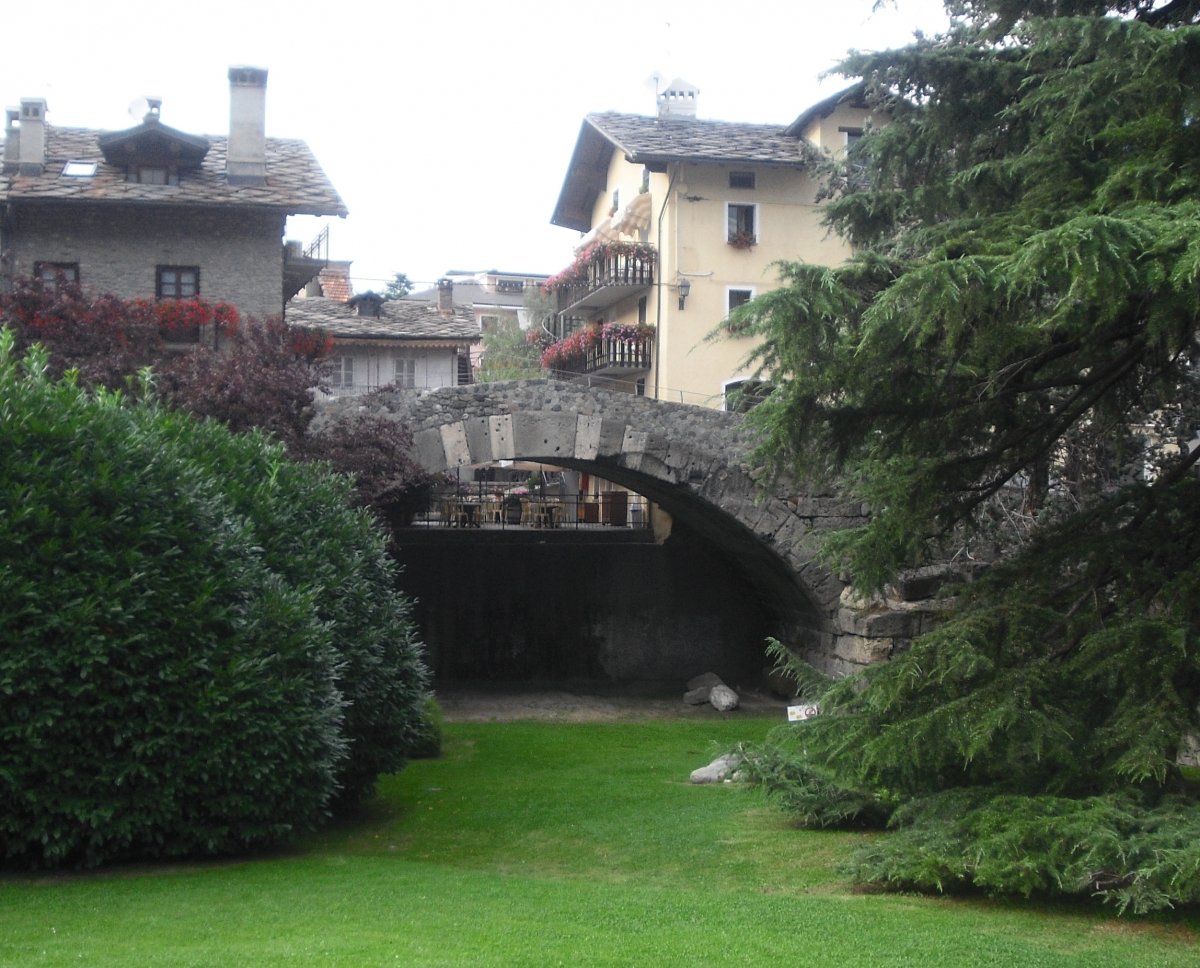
top-left (734, 1), bottom-right (1200, 911)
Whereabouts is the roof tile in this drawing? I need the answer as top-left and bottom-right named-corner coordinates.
top-left (2, 125), bottom-right (346, 216)
top-left (287, 296), bottom-right (480, 341)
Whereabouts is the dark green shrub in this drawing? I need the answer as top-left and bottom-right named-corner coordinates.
top-left (173, 428), bottom-right (431, 804)
top-left (0, 335), bottom-right (427, 867)
top-left (406, 695), bottom-right (446, 760)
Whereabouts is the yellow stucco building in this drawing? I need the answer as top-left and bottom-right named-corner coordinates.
top-left (548, 81), bottom-right (874, 409)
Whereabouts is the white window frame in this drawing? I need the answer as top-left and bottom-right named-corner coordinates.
top-left (332, 355), bottom-right (356, 389)
top-left (62, 160), bottom-right (97, 177)
top-left (726, 202), bottom-right (758, 246)
top-left (722, 376), bottom-right (771, 413)
top-left (726, 286), bottom-right (756, 313)
top-left (393, 354), bottom-right (416, 389)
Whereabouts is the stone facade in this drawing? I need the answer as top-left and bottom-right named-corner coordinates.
top-left (4, 205), bottom-right (285, 319)
top-left (317, 379), bottom-right (939, 677)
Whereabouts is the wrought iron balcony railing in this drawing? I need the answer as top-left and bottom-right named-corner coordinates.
top-left (553, 244), bottom-right (656, 315)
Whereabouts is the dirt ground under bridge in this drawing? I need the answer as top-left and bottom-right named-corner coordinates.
top-left (434, 679), bottom-right (789, 723)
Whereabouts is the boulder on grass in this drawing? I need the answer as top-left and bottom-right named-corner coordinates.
top-left (709, 684), bottom-right (740, 712)
top-left (690, 753), bottom-right (743, 784)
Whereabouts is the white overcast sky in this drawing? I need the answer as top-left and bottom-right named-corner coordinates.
top-left (2, 0), bottom-right (949, 293)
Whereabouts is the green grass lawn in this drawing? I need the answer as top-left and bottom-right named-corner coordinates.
top-left (2, 718), bottom-right (1197, 967)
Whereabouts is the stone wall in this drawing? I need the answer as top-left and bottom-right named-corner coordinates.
top-left (4, 205), bottom-right (285, 319)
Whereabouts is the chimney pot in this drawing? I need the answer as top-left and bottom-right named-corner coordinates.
top-left (17, 98), bottom-right (47, 175)
top-left (656, 79), bottom-right (699, 120)
top-left (227, 66), bottom-right (267, 185)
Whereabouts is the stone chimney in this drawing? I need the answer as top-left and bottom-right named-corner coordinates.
top-left (656, 79), bottom-right (698, 120)
top-left (226, 66), bottom-right (267, 185)
top-left (437, 278), bottom-right (454, 315)
top-left (17, 98), bottom-right (47, 175)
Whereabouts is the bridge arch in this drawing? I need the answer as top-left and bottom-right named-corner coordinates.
top-left (318, 380), bottom-right (903, 676)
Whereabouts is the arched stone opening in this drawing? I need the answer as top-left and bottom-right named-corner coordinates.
top-left (391, 454), bottom-right (818, 685)
top-left (315, 381), bottom-right (888, 679)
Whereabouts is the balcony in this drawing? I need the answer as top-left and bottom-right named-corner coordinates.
top-left (540, 323), bottom-right (653, 378)
top-left (283, 225), bottom-right (330, 302)
top-left (584, 332), bottom-right (652, 375)
top-left (550, 242), bottom-right (656, 316)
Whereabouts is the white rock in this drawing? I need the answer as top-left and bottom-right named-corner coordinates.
top-left (689, 753), bottom-right (742, 784)
top-left (709, 684), bottom-right (740, 712)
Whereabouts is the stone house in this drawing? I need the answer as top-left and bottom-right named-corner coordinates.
top-left (0, 67), bottom-right (346, 324)
top-left (548, 80), bottom-right (874, 410)
top-left (287, 279), bottom-right (479, 397)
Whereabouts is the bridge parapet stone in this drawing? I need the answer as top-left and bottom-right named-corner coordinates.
top-left (574, 414), bottom-right (603, 461)
top-left (440, 421), bottom-right (472, 468)
top-left (313, 380), bottom-right (955, 679)
top-left (486, 413), bottom-right (514, 461)
top-left (514, 411), bottom-right (577, 463)
top-left (412, 426), bottom-right (449, 474)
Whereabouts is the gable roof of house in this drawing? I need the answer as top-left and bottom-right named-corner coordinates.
top-left (784, 83), bottom-right (867, 138)
top-left (551, 112), bottom-right (813, 231)
top-left (287, 296), bottom-right (480, 343)
top-left (1, 124), bottom-right (347, 217)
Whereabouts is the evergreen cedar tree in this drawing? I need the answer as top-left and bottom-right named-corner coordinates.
top-left (731, 1), bottom-right (1200, 912)
top-left (0, 279), bottom-right (431, 513)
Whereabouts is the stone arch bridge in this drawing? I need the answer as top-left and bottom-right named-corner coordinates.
top-left (319, 380), bottom-right (934, 676)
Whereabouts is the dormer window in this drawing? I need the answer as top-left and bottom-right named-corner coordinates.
top-left (127, 166), bottom-right (178, 185)
top-left (62, 160), bottom-right (97, 178)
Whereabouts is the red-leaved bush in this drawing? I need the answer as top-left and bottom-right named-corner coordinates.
top-left (0, 278), bottom-right (430, 511)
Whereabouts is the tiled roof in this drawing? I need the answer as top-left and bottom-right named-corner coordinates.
top-left (784, 83), bottom-right (866, 138)
top-left (2, 125), bottom-right (347, 216)
top-left (316, 262), bottom-right (354, 302)
top-left (585, 112), bottom-right (810, 168)
top-left (286, 296), bottom-right (480, 342)
top-left (552, 112), bottom-right (812, 231)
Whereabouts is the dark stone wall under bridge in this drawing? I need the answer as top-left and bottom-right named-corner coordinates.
top-left (391, 521), bottom-right (776, 686)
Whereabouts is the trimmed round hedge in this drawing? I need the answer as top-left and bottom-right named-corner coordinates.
top-left (0, 338), bottom-right (429, 868)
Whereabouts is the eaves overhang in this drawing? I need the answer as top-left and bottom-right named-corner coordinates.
top-left (550, 116), bottom-right (620, 232)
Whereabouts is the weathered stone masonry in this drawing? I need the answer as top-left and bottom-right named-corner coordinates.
top-left (318, 379), bottom-right (937, 677)
top-left (4, 205), bottom-right (285, 320)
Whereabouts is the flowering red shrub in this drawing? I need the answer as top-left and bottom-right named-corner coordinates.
top-left (140, 297), bottom-right (241, 341)
top-left (538, 323), bottom-right (653, 371)
top-left (599, 322), bottom-right (654, 343)
top-left (289, 327), bottom-right (335, 361)
top-left (540, 326), bottom-right (598, 370)
top-left (541, 241), bottom-right (657, 293)
top-left (0, 277), bottom-right (427, 512)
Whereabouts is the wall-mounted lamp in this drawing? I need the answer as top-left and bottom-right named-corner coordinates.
top-left (677, 277), bottom-right (691, 310)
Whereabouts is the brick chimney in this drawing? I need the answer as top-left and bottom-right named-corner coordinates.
top-left (437, 278), bottom-right (454, 315)
top-left (656, 79), bottom-right (698, 120)
top-left (17, 98), bottom-right (47, 175)
top-left (226, 66), bottom-right (267, 185)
